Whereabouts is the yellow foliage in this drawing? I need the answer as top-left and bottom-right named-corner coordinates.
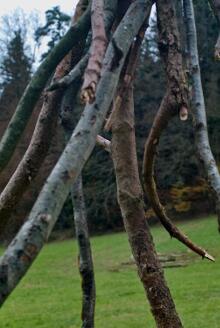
top-left (170, 178), bottom-right (209, 213)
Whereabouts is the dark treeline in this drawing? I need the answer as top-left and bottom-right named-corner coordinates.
top-left (0, 0), bottom-right (219, 240)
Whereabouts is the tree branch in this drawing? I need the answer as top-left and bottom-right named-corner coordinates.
top-left (0, 0), bottom-right (151, 306)
top-left (81, 0), bottom-right (107, 104)
top-left (183, 0), bottom-right (220, 232)
top-left (96, 135), bottom-right (111, 152)
top-left (0, 0), bottom-right (90, 236)
top-left (71, 175), bottom-right (96, 328)
top-left (0, 4), bottom-right (91, 173)
top-left (47, 54), bottom-right (89, 91)
top-left (110, 43), bottom-right (183, 326)
top-left (142, 0), bottom-right (214, 261)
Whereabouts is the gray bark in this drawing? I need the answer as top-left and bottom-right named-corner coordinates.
top-left (0, 0), bottom-right (153, 307)
top-left (0, 6), bottom-right (91, 172)
top-left (183, 0), bottom-right (220, 231)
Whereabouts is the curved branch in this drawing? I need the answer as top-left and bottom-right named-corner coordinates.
top-left (143, 0), bottom-right (214, 261)
top-left (143, 93), bottom-right (214, 261)
top-left (0, 5), bottom-right (91, 173)
top-left (0, 0), bottom-right (150, 306)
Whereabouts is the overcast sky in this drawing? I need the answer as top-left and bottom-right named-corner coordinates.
top-left (0, 0), bottom-right (79, 16)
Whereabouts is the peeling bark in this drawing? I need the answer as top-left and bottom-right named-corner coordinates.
top-left (111, 66), bottom-right (183, 327)
top-left (0, 0), bottom-right (152, 306)
top-left (0, 5), bottom-right (91, 173)
top-left (0, 0), bottom-right (90, 236)
top-left (142, 0), bottom-right (214, 260)
top-left (183, 0), bottom-right (220, 232)
top-left (208, 0), bottom-right (220, 59)
top-left (81, 0), bottom-right (107, 104)
top-left (72, 176), bottom-right (95, 328)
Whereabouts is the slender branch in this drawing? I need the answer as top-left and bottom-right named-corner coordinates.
top-left (0, 0), bottom-right (151, 306)
top-left (208, 0), bottom-right (220, 59)
top-left (47, 54), bottom-right (89, 92)
top-left (0, 5), bottom-right (91, 173)
top-left (96, 135), bottom-right (111, 152)
top-left (111, 50), bottom-right (183, 327)
top-left (142, 0), bottom-right (214, 261)
top-left (71, 175), bottom-right (96, 328)
top-left (0, 1), bottom-right (90, 236)
top-left (81, 0), bottom-right (107, 104)
top-left (183, 0), bottom-right (220, 232)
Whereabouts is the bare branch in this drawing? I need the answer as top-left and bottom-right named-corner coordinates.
top-left (0, 0), bottom-right (90, 236)
top-left (71, 175), bottom-right (96, 328)
top-left (96, 135), bottom-right (111, 152)
top-left (143, 0), bottom-right (214, 261)
top-left (81, 0), bottom-right (107, 103)
top-left (0, 0), bottom-right (151, 306)
top-left (183, 0), bottom-right (220, 232)
top-left (0, 5), bottom-right (91, 173)
top-left (47, 54), bottom-right (89, 92)
top-left (110, 43), bottom-right (183, 326)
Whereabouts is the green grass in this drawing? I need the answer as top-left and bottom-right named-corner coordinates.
top-left (0, 216), bottom-right (220, 327)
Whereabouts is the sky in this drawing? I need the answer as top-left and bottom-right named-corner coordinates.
top-left (0, 0), bottom-right (79, 16)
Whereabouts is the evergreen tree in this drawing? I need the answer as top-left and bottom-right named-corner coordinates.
top-left (0, 29), bottom-right (32, 97)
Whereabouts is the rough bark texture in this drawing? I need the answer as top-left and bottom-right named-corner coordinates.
top-left (0, 5), bottom-right (91, 173)
top-left (72, 176), bottom-right (96, 328)
top-left (81, 0), bottom-right (107, 103)
top-left (111, 75), bottom-right (183, 327)
top-left (208, 0), bottom-right (220, 59)
top-left (0, 0), bottom-right (90, 235)
top-left (0, 0), bottom-right (152, 306)
top-left (142, 0), bottom-right (213, 260)
top-left (183, 0), bottom-right (220, 232)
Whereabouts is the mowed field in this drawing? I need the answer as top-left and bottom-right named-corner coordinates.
top-left (0, 216), bottom-right (220, 328)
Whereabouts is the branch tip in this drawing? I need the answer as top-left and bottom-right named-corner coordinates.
top-left (204, 252), bottom-right (215, 262)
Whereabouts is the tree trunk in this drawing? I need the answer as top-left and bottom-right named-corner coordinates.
top-left (183, 0), bottom-right (220, 232)
top-left (111, 81), bottom-right (183, 327)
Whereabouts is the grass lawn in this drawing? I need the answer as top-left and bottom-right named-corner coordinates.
top-left (0, 216), bottom-right (220, 327)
